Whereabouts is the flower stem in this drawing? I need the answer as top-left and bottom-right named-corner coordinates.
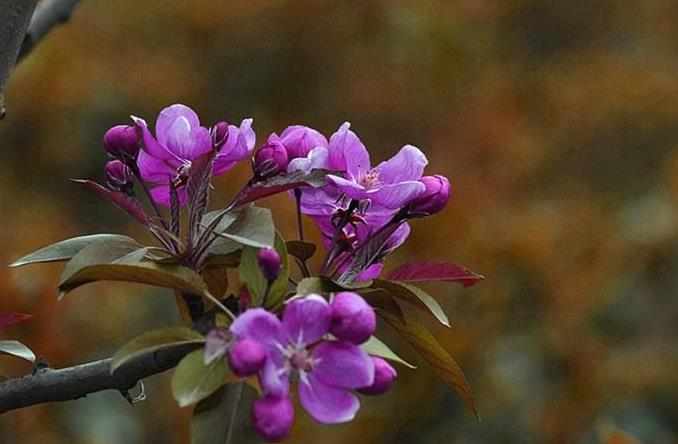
top-left (320, 200), bottom-right (359, 275)
top-left (294, 189), bottom-right (305, 241)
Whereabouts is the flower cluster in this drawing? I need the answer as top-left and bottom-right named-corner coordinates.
top-left (207, 292), bottom-right (395, 441)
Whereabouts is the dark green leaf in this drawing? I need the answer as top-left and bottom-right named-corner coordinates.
top-left (373, 280), bottom-right (450, 327)
top-left (0, 340), bottom-right (35, 362)
top-left (238, 247), bottom-right (267, 304)
top-left (205, 206), bottom-right (275, 258)
top-left (191, 384), bottom-right (244, 444)
top-left (10, 234), bottom-right (140, 268)
top-left (58, 241), bottom-right (210, 298)
top-left (110, 327), bottom-right (205, 374)
top-left (361, 336), bottom-right (416, 369)
top-left (380, 310), bottom-right (476, 417)
top-left (172, 349), bottom-right (229, 407)
top-left (296, 276), bottom-right (373, 296)
top-left (286, 240), bottom-right (316, 262)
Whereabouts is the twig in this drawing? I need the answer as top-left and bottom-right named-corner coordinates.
top-left (17, 0), bottom-right (82, 62)
top-left (0, 343), bottom-right (195, 414)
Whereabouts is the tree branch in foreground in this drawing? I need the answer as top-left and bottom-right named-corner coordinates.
top-left (17, 0), bottom-right (82, 63)
top-left (0, 344), bottom-right (196, 414)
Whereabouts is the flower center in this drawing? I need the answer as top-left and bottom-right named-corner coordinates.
top-left (284, 344), bottom-right (314, 372)
top-left (358, 169), bottom-right (381, 189)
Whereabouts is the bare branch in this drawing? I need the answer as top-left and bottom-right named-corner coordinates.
top-left (0, 0), bottom-right (39, 117)
top-left (17, 0), bottom-right (82, 63)
top-left (0, 344), bottom-right (195, 414)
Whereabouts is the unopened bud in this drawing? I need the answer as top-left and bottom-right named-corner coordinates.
top-left (357, 357), bottom-right (397, 395)
top-left (330, 292), bottom-right (376, 345)
top-left (252, 396), bottom-right (295, 442)
top-left (104, 125), bottom-right (140, 159)
top-left (254, 136), bottom-right (289, 177)
top-left (228, 338), bottom-right (267, 377)
top-left (407, 175), bottom-right (450, 216)
top-left (257, 247), bottom-right (281, 282)
top-left (105, 160), bottom-right (134, 194)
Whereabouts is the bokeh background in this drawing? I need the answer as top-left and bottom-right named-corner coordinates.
top-left (1, 1), bottom-right (678, 443)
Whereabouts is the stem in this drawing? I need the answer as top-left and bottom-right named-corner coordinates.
top-left (294, 189), bottom-right (304, 241)
top-left (320, 200), bottom-right (359, 275)
top-left (224, 383), bottom-right (244, 444)
top-left (130, 165), bottom-right (168, 230)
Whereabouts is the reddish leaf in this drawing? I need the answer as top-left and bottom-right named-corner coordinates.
top-left (0, 312), bottom-right (31, 330)
top-left (388, 262), bottom-right (484, 287)
top-left (232, 169), bottom-right (331, 208)
top-left (72, 179), bottom-right (149, 225)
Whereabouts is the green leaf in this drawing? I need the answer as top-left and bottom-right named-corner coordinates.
top-left (296, 276), bottom-right (374, 296)
top-left (380, 310), bottom-right (476, 417)
top-left (9, 234), bottom-right (140, 268)
top-left (0, 340), bottom-right (35, 362)
top-left (286, 240), bottom-right (316, 261)
top-left (265, 233), bottom-right (289, 309)
top-left (172, 349), bottom-right (229, 407)
top-left (110, 327), bottom-right (205, 374)
top-left (361, 336), bottom-right (416, 369)
top-left (238, 246), bottom-right (267, 304)
top-left (58, 241), bottom-right (210, 298)
top-left (191, 384), bottom-right (243, 444)
top-left (373, 280), bottom-right (450, 327)
top-left (238, 233), bottom-right (289, 309)
top-left (205, 206), bottom-right (275, 258)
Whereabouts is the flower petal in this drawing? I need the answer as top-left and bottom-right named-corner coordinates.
top-left (259, 356), bottom-right (290, 398)
top-left (368, 181), bottom-right (425, 209)
top-left (282, 295), bottom-right (331, 345)
top-left (213, 119), bottom-right (255, 175)
top-left (328, 122), bottom-right (370, 177)
top-left (327, 175), bottom-right (368, 200)
top-left (356, 263), bottom-right (383, 281)
top-left (137, 150), bottom-right (175, 183)
top-left (312, 341), bottom-right (375, 389)
top-left (299, 372), bottom-right (360, 424)
top-left (131, 116), bottom-right (175, 160)
top-left (287, 146), bottom-right (329, 174)
top-left (230, 308), bottom-right (284, 348)
top-left (155, 104), bottom-right (200, 147)
top-left (375, 144), bottom-right (428, 183)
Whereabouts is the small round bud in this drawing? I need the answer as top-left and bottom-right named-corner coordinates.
top-left (329, 292), bottom-right (376, 344)
top-left (105, 160), bottom-right (134, 194)
top-left (357, 357), bottom-right (397, 395)
top-left (103, 125), bottom-right (139, 159)
top-left (252, 396), bottom-right (295, 442)
top-left (228, 338), bottom-right (267, 377)
top-left (407, 175), bottom-right (450, 216)
top-left (279, 125), bottom-right (328, 160)
top-left (257, 248), bottom-right (281, 282)
top-left (211, 121), bottom-right (229, 150)
top-left (254, 136), bottom-right (289, 177)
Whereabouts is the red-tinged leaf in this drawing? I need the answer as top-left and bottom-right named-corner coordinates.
top-left (232, 169), bottom-right (332, 208)
top-left (387, 262), bottom-right (484, 287)
top-left (380, 309), bottom-right (477, 417)
top-left (72, 179), bottom-right (150, 225)
top-left (0, 313), bottom-right (31, 330)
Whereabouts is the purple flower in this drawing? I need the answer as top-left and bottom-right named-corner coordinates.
top-left (230, 295), bottom-right (375, 424)
top-left (357, 357), bottom-right (397, 395)
top-left (407, 174), bottom-right (451, 216)
top-left (257, 247), bottom-right (282, 282)
top-left (279, 125), bottom-right (328, 160)
top-left (252, 395), bottom-right (295, 442)
top-left (326, 122), bottom-right (428, 209)
top-left (254, 134), bottom-right (289, 177)
top-left (228, 338), bottom-right (267, 377)
top-left (132, 104), bottom-right (254, 206)
top-left (330, 292), bottom-right (376, 344)
top-left (104, 124), bottom-right (140, 160)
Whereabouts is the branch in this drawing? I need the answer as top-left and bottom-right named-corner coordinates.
top-left (0, 344), bottom-right (195, 414)
top-left (0, 0), bottom-right (39, 117)
top-left (17, 0), bottom-right (82, 63)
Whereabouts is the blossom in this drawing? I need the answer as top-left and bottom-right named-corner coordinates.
top-left (279, 125), bottom-right (328, 160)
top-left (407, 175), bottom-right (451, 216)
top-left (330, 292), bottom-right (376, 344)
top-left (104, 160), bottom-right (133, 194)
top-left (257, 247), bottom-right (282, 282)
top-left (132, 104), bottom-right (254, 206)
top-left (254, 134), bottom-right (289, 177)
top-left (357, 357), bottom-right (397, 395)
top-left (325, 122), bottom-right (428, 209)
top-left (230, 295), bottom-right (375, 426)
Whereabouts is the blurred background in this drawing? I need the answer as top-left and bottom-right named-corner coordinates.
top-left (1, 1), bottom-right (678, 443)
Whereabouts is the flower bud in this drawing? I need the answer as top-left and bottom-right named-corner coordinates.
top-left (257, 247), bottom-right (281, 282)
top-left (330, 292), bottom-right (376, 344)
top-left (252, 395), bottom-right (295, 442)
top-left (103, 125), bottom-right (139, 159)
top-left (407, 175), bottom-right (450, 216)
top-left (279, 125), bottom-right (328, 160)
top-left (211, 121), bottom-right (229, 150)
top-left (254, 136), bottom-right (289, 177)
top-left (357, 357), bottom-right (397, 395)
top-left (228, 338), bottom-right (267, 377)
top-left (105, 160), bottom-right (134, 194)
